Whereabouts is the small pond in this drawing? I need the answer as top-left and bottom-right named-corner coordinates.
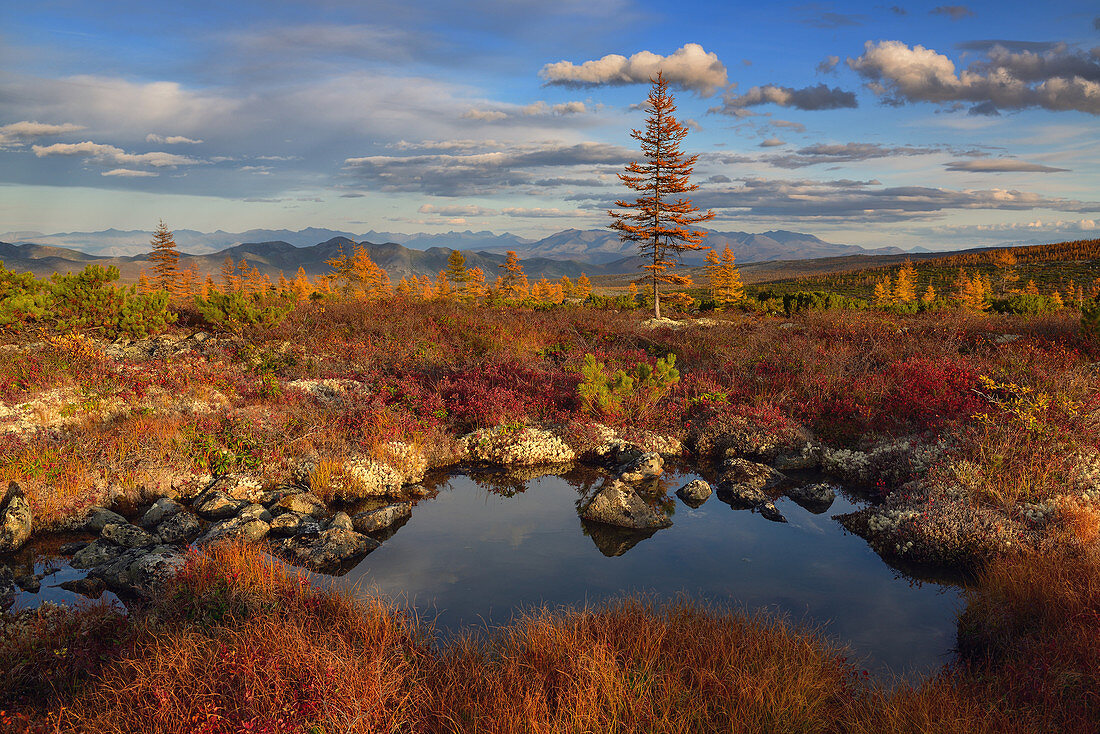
top-left (334, 465), bottom-right (964, 679)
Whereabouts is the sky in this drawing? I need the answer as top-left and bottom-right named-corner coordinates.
top-left (1, 0), bottom-right (1099, 250)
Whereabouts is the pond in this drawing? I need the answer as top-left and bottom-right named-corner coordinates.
top-left (334, 465), bottom-right (964, 679)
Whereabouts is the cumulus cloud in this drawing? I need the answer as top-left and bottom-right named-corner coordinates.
top-left (771, 119), bottom-right (807, 132)
top-left (418, 203), bottom-right (497, 216)
top-left (760, 138), bottom-right (786, 147)
top-left (146, 133), bottom-right (204, 144)
top-left (31, 141), bottom-right (203, 168)
top-left (816, 55), bottom-right (840, 74)
top-left (343, 141), bottom-right (633, 196)
top-left (945, 159), bottom-right (1069, 173)
top-left (101, 168), bottom-right (158, 177)
top-left (539, 43), bottom-right (729, 96)
top-left (462, 100), bottom-right (589, 122)
top-left (930, 5), bottom-right (974, 20)
top-left (714, 83), bottom-right (857, 113)
top-left (692, 177), bottom-right (1100, 222)
top-left (0, 120), bottom-right (83, 147)
top-left (848, 40), bottom-right (1100, 114)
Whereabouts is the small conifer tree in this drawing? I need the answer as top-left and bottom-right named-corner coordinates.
top-left (148, 220), bottom-right (180, 293)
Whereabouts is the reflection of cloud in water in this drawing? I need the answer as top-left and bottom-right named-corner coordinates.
top-left (334, 468), bottom-right (964, 678)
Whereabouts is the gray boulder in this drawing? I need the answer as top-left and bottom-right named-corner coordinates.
top-left (719, 458), bottom-right (786, 490)
top-left (89, 545), bottom-right (186, 596)
top-left (716, 483), bottom-right (768, 508)
top-left (786, 482), bottom-right (838, 513)
top-left (675, 480), bottom-right (712, 507)
top-left (269, 511), bottom-right (312, 537)
top-left (579, 480), bottom-right (672, 530)
top-left (617, 452), bottom-right (664, 482)
top-left (81, 506), bottom-right (128, 533)
top-left (237, 503), bottom-right (273, 524)
top-left (71, 540), bottom-right (124, 569)
top-left (139, 498), bottom-right (183, 529)
top-left (326, 511), bottom-right (354, 532)
top-left (193, 490), bottom-right (247, 520)
top-left (101, 523), bottom-right (155, 548)
top-left (352, 503), bottom-right (412, 534)
top-left (0, 482), bottom-right (32, 553)
top-left (155, 511), bottom-right (201, 544)
top-left (197, 515), bottom-right (270, 546)
top-left (275, 491), bottom-right (328, 518)
top-left (277, 527), bottom-right (379, 574)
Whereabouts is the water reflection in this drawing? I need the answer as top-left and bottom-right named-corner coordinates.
top-left (336, 466), bottom-right (965, 679)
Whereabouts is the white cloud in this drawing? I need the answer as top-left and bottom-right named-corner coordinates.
top-left (945, 159), bottom-right (1069, 173)
top-left (500, 207), bottom-right (588, 217)
top-left (540, 43), bottom-right (728, 96)
top-left (0, 120), bottom-right (84, 147)
top-left (715, 84), bottom-right (857, 112)
top-left (146, 133), bottom-right (204, 144)
top-left (848, 40), bottom-right (1100, 114)
top-left (759, 137), bottom-right (786, 147)
top-left (418, 203), bottom-right (497, 216)
top-left (101, 168), bottom-right (158, 177)
top-left (31, 141), bottom-right (202, 168)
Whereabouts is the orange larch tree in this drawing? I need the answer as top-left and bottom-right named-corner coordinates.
top-left (148, 220), bottom-right (180, 294)
top-left (609, 71), bottom-right (714, 318)
top-left (498, 251), bottom-right (529, 301)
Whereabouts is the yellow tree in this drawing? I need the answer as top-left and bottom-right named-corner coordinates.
top-left (349, 245), bottom-right (391, 299)
top-left (498, 251), bottom-right (529, 300)
top-left (560, 275), bottom-right (575, 299)
top-left (292, 267), bottom-right (312, 301)
top-left (177, 266), bottom-right (197, 299)
top-left (575, 272), bottom-right (592, 300)
top-left (220, 256), bottom-right (238, 293)
top-left (444, 250), bottom-right (468, 289)
top-left (609, 71), bottom-right (714, 318)
top-left (434, 271), bottom-right (453, 300)
top-left (704, 245), bottom-right (745, 307)
top-left (465, 267), bottom-right (488, 302)
top-left (894, 260), bottom-right (917, 303)
top-left (148, 220), bottom-right (180, 293)
top-left (873, 276), bottom-right (892, 305)
top-left (921, 284), bottom-right (937, 305)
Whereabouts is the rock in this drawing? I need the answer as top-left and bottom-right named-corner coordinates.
top-left (326, 511), bottom-right (354, 532)
top-left (579, 480), bottom-right (672, 530)
top-left (0, 567), bottom-right (14, 611)
top-left (193, 490), bottom-right (247, 520)
top-left (352, 503), bottom-right (412, 534)
top-left (277, 527), bottom-right (379, 574)
top-left (675, 480), bottom-right (712, 507)
top-left (101, 523), bottom-right (155, 549)
top-left (81, 507), bottom-right (128, 533)
top-left (71, 540), bottom-right (124, 569)
top-left (275, 491), bottom-right (328, 518)
top-left (58, 541), bottom-right (88, 556)
top-left (617, 452), bottom-right (664, 483)
top-left (719, 458), bottom-right (786, 491)
top-left (237, 504), bottom-right (273, 524)
top-left (786, 482), bottom-right (838, 513)
top-left (992, 333), bottom-right (1021, 345)
top-left (197, 516), bottom-right (270, 546)
top-left (139, 498), bottom-right (183, 529)
top-left (89, 545), bottom-right (186, 597)
top-left (0, 482), bottom-right (32, 553)
top-left (269, 512), bottom-right (310, 537)
top-left (59, 576), bottom-right (106, 599)
top-left (155, 511), bottom-right (201, 544)
top-left (14, 570), bottom-right (40, 592)
top-left (716, 484), bottom-right (768, 508)
top-left (773, 444), bottom-right (823, 472)
top-left (581, 520), bottom-right (657, 557)
top-left (757, 502), bottom-right (788, 523)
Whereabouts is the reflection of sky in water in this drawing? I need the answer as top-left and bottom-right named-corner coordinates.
top-left (337, 469), bottom-right (964, 679)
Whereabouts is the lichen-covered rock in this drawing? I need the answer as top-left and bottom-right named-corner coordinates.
top-left (71, 540), bottom-right (124, 569)
top-left (718, 458), bottom-right (785, 491)
top-left (208, 474), bottom-right (267, 504)
top-left (193, 490), bottom-right (247, 520)
top-left (269, 511), bottom-right (312, 537)
top-left (275, 491), bottom-right (327, 518)
top-left (0, 482), bottom-right (32, 553)
top-left (675, 480), bottom-right (712, 507)
top-left (101, 523), bottom-right (155, 549)
top-left (237, 503), bottom-right (273, 524)
top-left (617, 452), bottom-right (664, 483)
top-left (465, 426), bottom-right (575, 466)
top-left (139, 498), bottom-right (183, 529)
top-left (579, 480), bottom-right (672, 530)
top-left (327, 511), bottom-right (354, 532)
top-left (80, 507), bottom-right (128, 533)
top-left (89, 545), bottom-right (186, 597)
top-left (352, 502), bottom-right (412, 534)
top-left (197, 515), bottom-right (270, 546)
top-left (786, 482), bottom-right (838, 513)
top-left (276, 527), bottom-right (379, 574)
top-left (716, 483), bottom-right (768, 508)
top-left (773, 443), bottom-right (823, 472)
top-left (154, 511), bottom-right (201, 544)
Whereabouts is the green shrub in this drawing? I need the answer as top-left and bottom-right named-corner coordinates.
top-left (782, 290), bottom-right (868, 316)
top-left (194, 291), bottom-right (294, 333)
top-left (990, 294), bottom-right (1059, 316)
top-left (578, 352), bottom-right (679, 417)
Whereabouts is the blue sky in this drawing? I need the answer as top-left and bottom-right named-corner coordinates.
top-left (1, 0), bottom-right (1098, 249)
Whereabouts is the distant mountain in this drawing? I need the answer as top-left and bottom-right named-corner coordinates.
top-left (1, 225), bottom-right (910, 262)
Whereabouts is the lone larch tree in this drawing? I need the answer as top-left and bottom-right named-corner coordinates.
top-left (609, 71), bottom-right (713, 318)
top-left (148, 219), bottom-right (180, 294)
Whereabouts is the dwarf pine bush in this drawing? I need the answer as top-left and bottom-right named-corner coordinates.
top-left (194, 291), bottom-right (294, 333)
top-left (578, 352), bottom-right (679, 417)
top-left (1083, 297), bottom-right (1100, 342)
